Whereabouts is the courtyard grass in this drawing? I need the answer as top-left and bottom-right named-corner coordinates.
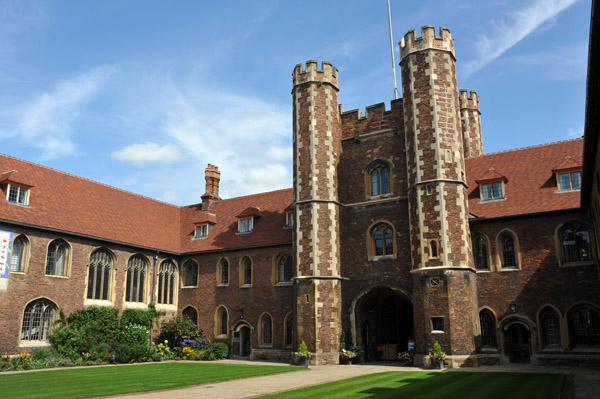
top-left (0, 362), bottom-right (305, 399)
top-left (260, 371), bottom-right (563, 399)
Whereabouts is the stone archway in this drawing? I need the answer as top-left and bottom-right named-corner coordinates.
top-left (351, 286), bottom-right (413, 362)
top-left (231, 321), bottom-right (253, 358)
top-left (498, 315), bottom-right (538, 364)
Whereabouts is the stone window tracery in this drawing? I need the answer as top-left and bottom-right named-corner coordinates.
top-left (560, 223), bottom-right (592, 263)
top-left (568, 305), bottom-right (600, 348)
top-left (157, 260), bottom-right (177, 305)
top-left (125, 255), bottom-right (147, 303)
top-left (87, 248), bottom-right (114, 301)
top-left (183, 259), bottom-right (198, 287)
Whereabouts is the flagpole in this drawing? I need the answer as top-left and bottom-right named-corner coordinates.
top-left (387, 0), bottom-right (399, 100)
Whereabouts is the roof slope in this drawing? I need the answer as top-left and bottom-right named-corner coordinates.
top-left (0, 154), bottom-right (182, 252)
top-left (179, 188), bottom-right (293, 253)
top-left (466, 138), bottom-right (583, 219)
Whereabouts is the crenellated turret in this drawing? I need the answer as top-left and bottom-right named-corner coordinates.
top-left (459, 90), bottom-right (483, 158)
top-left (400, 26), bottom-right (479, 367)
top-left (291, 60), bottom-right (343, 365)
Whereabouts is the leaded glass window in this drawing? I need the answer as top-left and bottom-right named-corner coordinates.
top-left (277, 254), bottom-right (293, 283)
top-left (46, 240), bottom-right (68, 276)
top-left (561, 224), bottom-right (592, 262)
top-left (371, 166), bottom-right (390, 196)
top-left (242, 256), bottom-right (252, 286)
top-left (262, 314), bottom-right (272, 345)
top-left (219, 259), bottom-right (229, 285)
top-left (540, 307), bottom-right (561, 348)
top-left (10, 235), bottom-right (27, 272)
top-left (569, 306), bottom-right (600, 347)
top-left (87, 249), bottom-right (113, 301)
top-left (473, 235), bottom-right (489, 270)
top-left (501, 233), bottom-right (517, 268)
top-left (125, 255), bottom-right (147, 303)
top-left (480, 309), bottom-right (497, 348)
top-left (372, 224), bottom-right (394, 256)
top-left (157, 260), bottom-right (176, 305)
top-left (183, 260), bottom-right (198, 287)
top-left (21, 299), bottom-right (56, 342)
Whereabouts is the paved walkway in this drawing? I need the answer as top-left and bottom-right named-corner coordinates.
top-left (106, 360), bottom-right (600, 399)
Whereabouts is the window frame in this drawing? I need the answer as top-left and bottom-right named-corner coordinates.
top-left (431, 317), bottom-right (444, 333)
top-left (365, 160), bottom-right (393, 199)
top-left (182, 306), bottom-right (198, 326)
top-left (556, 170), bottom-right (582, 192)
top-left (156, 259), bottom-right (178, 307)
top-left (124, 254), bottom-right (148, 305)
top-left (182, 259), bottom-right (198, 288)
top-left (238, 217), bottom-right (253, 233)
top-left (539, 306), bottom-right (562, 350)
top-left (239, 256), bottom-right (252, 287)
top-left (9, 235), bottom-right (29, 273)
top-left (86, 248), bottom-right (116, 303)
top-left (273, 253), bottom-right (294, 285)
top-left (217, 258), bottom-right (229, 286)
top-left (497, 230), bottom-right (520, 270)
top-left (194, 224), bottom-right (210, 239)
top-left (6, 184), bottom-right (29, 206)
top-left (284, 312), bottom-right (294, 348)
top-left (557, 222), bottom-right (594, 266)
top-left (45, 239), bottom-right (71, 277)
top-left (568, 304), bottom-right (600, 348)
top-left (472, 234), bottom-right (491, 271)
top-left (214, 305), bottom-right (229, 338)
top-left (259, 313), bottom-right (273, 347)
top-left (20, 298), bottom-right (57, 344)
top-left (285, 211), bottom-right (294, 229)
top-left (367, 221), bottom-right (396, 260)
top-left (479, 180), bottom-right (505, 202)
top-left (479, 309), bottom-right (497, 349)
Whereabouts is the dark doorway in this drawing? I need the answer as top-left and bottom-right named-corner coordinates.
top-left (356, 287), bottom-right (413, 362)
top-left (506, 323), bottom-right (531, 363)
top-left (232, 324), bottom-right (252, 358)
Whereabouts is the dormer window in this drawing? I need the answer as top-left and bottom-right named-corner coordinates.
top-left (285, 211), bottom-right (294, 228)
top-left (557, 171), bottom-right (581, 192)
top-left (195, 224), bottom-right (209, 239)
top-left (238, 217), bottom-right (253, 233)
top-left (481, 181), bottom-right (504, 201)
top-left (7, 184), bottom-right (29, 205)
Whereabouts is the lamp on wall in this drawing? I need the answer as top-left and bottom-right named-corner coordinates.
top-left (510, 300), bottom-right (517, 314)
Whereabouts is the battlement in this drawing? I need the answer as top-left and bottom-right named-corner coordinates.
top-left (459, 90), bottom-right (479, 111)
top-left (400, 25), bottom-right (454, 60)
top-left (292, 60), bottom-right (338, 88)
top-left (341, 99), bottom-right (403, 139)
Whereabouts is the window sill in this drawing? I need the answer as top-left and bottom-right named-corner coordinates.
top-left (431, 330), bottom-right (445, 334)
top-left (44, 274), bottom-right (69, 279)
top-left (481, 347), bottom-right (499, 353)
top-left (9, 271), bottom-right (26, 275)
top-left (275, 282), bottom-right (293, 287)
top-left (475, 269), bottom-right (492, 273)
top-left (85, 299), bottom-right (113, 307)
top-left (192, 236), bottom-right (207, 240)
top-left (124, 302), bottom-right (148, 310)
top-left (368, 193), bottom-right (392, 200)
top-left (215, 334), bottom-right (228, 339)
top-left (6, 202), bottom-right (31, 208)
top-left (240, 284), bottom-right (252, 289)
top-left (554, 189), bottom-right (581, 194)
top-left (19, 340), bottom-right (51, 348)
top-left (283, 226), bottom-right (293, 230)
top-left (570, 346), bottom-right (600, 353)
top-left (559, 260), bottom-right (598, 267)
top-left (217, 284), bottom-right (229, 288)
top-left (235, 231), bottom-right (252, 235)
top-left (182, 285), bottom-right (198, 289)
top-left (369, 254), bottom-right (396, 261)
top-left (478, 198), bottom-right (506, 204)
top-left (260, 344), bottom-right (273, 348)
top-left (541, 345), bottom-right (563, 353)
top-left (499, 267), bottom-right (520, 272)
top-left (156, 304), bottom-right (177, 311)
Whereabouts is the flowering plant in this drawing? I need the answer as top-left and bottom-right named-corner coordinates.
top-left (340, 348), bottom-right (358, 359)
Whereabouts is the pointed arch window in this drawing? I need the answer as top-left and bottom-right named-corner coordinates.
top-left (158, 260), bottom-right (177, 305)
top-left (21, 299), bottom-right (57, 342)
top-left (370, 166), bottom-right (390, 196)
top-left (284, 313), bottom-right (293, 348)
top-left (473, 235), bottom-right (489, 270)
top-left (569, 305), bottom-right (600, 347)
top-left (215, 306), bottom-right (229, 337)
top-left (498, 232), bottom-right (518, 269)
top-left (86, 249), bottom-right (114, 301)
top-left (241, 256), bottom-right (252, 286)
top-left (540, 307), bottom-right (561, 349)
top-left (125, 255), bottom-right (147, 303)
top-left (261, 314), bottom-right (272, 346)
top-left (46, 240), bottom-right (69, 276)
top-left (276, 254), bottom-right (293, 283)
top-left (218, 258), bottom-right (229, 286)
top-left (10, 235), bottom-right (28, 273)
top-left (479, 309), bottom-right (497, 348)
top-left (183, 260), bottom-right (198, 287)
top-left (561, 223), bottom-right (592, 263)
top-left (370, 223), bottom-right (394, 257)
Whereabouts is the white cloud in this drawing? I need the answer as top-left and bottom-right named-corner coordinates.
top-left (567, 126), bottom-right (583, 137)
top-left (17, 66), bottom-right (114, 159)
top-left (112, 142), bottom-right (183, 166)
top-left (463, 0), bottom-right (578, 77)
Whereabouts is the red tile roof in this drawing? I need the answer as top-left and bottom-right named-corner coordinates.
top-left (0, 138), bottom-right (584, 252)
top-left (466, 138), bottom-right (583, 219)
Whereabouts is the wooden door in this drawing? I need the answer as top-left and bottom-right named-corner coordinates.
top-left (507, 323), bottom-right (530, 363)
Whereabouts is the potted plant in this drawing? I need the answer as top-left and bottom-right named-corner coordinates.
top-left (294, 340), bottom-right (311, 366)
top-left (397, 350), bottom-right (414, 366)
top-left (429, 341), bottom-right (446, 369)
top-left (339, 348), bottom-right (358, 364)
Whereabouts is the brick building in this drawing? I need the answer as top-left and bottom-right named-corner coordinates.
top-left (1, 18), bottom-right (599, 367)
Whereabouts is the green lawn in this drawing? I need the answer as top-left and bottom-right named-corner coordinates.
top-left (260, 371), bottom-right (563, 399)
top-left (0, 362), bottom-right (305, 399)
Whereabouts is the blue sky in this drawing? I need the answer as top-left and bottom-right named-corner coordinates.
top-left (0, 0), bottom-right (592, 205)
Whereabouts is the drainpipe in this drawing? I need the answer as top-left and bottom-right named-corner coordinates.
top-left (148, 251), bottom-right (159, 345)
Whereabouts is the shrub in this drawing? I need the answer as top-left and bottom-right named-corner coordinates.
top-left (118, 324), bottom-right (149, 346)
top-left (157, 316), bottom-right (204, 349)
top-left (211, 342), bottom-right (229, 359)
top-left (120, 307), bottom-right (160, 329)
top-left (66, 307), bottom-right (120, 342)
top-left (114, 343), bottom-right (149, 363)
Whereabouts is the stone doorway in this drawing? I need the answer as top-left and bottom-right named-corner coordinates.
top-left (354, 287), bottom-right (413, 362)
top-left (506, 323), bottom-right (531, 363)
top-left (232, 323), bottom-right (252, 358)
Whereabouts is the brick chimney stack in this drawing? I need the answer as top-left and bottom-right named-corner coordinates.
top-left (201, 164), bottom-right (221, 211)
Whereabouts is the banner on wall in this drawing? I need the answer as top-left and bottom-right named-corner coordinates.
top-left (0, 229), bottom-right (14, 291)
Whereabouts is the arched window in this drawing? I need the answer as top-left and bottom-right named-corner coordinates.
top-left (479, 309), bottom-right (497, 348)
top-left (473, 235), bottom-right (489, 270)
top-left (241, 256), bottom-right (252, 286)
top-left (218, 258), bottom-right (229, 286)
top-left (86, 248), bottom-right (114, 301)
top-left (215, 306), bottom-right (228, 337)
top-left (261, 314), bottom-right (272, 345)
top-left (158, 260), bottom-right (177, 305)
top-left (561, 223), bottom-right (592, 263)
top-left (429, 240), bottom-right (439, 258)
top-left (10, 235), bottom-right (28, 272)
top-left (46, 239), bottom-right (69, 276)
top-left (182, 306), bottom-right (198, 326)
top-left (498, 232), bottom-right (518, 268)
top-left (276, 254), bottom-right (293, 283)
top-left (21, 299), bottom-right (57, 342)
top-left (183, 260), bottom-right (198, 287)
top-left (540, 307), bottom-right (561, 349)
top-left (370, 165), bottom-right (391, 196)
top-left (125, 255), bottom-right (147, 303)
top-left (370, 223), bottom-right (394, 257)
top-left (569, 305), bottom-right (600, 347)
top-left (284, 313), bottom-right (293, 348)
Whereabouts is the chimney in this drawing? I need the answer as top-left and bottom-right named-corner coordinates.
top-left (201, 164), bottom-right (221, 211)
